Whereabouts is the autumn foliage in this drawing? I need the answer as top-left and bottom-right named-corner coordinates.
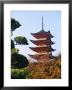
top-left (26, 57), bottom-right (61, 79)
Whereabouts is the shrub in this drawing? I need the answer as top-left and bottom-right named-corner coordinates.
top-left (11, 53), bottom-right (29, 68)
top-left (11, 68), bottom-right (31, 79)
top-left (14, 36), bottom-right (28, 45)
top-left (11, 18), bottom-right (21, 32)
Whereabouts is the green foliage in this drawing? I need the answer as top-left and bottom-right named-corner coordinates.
top-left (11, 40), bottom-right (15, 49)
top-left (11, 48), bottom-right (19, 54)
top-left (11, 18), bottom-right (21, 32)
top-left (11, 53), bottom-right (29, 69)
top-left (11, 18), bottom-right (29, 71)
top-left (11, 68), bottom-right (32, 79)
top-left (14, 36), bottom-right (28, 45)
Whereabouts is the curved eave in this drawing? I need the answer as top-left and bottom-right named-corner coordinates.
top-left (52, 49), bottom-right (56, 51)
top-left (52, 42), bottom-right (55, 44)
top-left (30, 40), bottom-right (55, 46)
top-left (31, 34), bottom-right (54, 39)
top-left (31, 30), bottom-right (51, 35)
top-left (31, 32), bottom-right (54, 36)
top-left (29, 47), bottom-right (55, 53)
top-left (51, 35), bottom-right (54, 38)
top-left (28, 54), bottom-right (54, 60)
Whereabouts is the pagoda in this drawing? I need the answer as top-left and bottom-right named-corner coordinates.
top-left (29, 17), bottom-right (55, 62)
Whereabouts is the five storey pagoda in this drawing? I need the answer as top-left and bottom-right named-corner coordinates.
top-left (29, 17), bottom-right (55, 62)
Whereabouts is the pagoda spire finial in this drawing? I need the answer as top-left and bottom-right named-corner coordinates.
top-left (42, 16), bottom-right (44, 30)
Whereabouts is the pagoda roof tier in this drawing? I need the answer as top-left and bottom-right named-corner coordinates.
top-left (30, 39), bottom-right (55, 46)
top-left (28, 54), bottom-right (54, 60)
top-left (29, 46), bottom-right (55, 53)
top-left (31, 30), bottom-right (54, 39)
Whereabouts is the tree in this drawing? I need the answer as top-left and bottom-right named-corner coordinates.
top-left (11, 40), bottom-right (15, 49)
top-left (11, 18), bottom-right (29, 69)
top-left (11, 53), bottom-right (29, 68)
top-left (14, 36), bottom-right (28, 45)
top-left (11, 18), bottom-right (21, 32)
top-left (11, 18), bottom-right (21, 48)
